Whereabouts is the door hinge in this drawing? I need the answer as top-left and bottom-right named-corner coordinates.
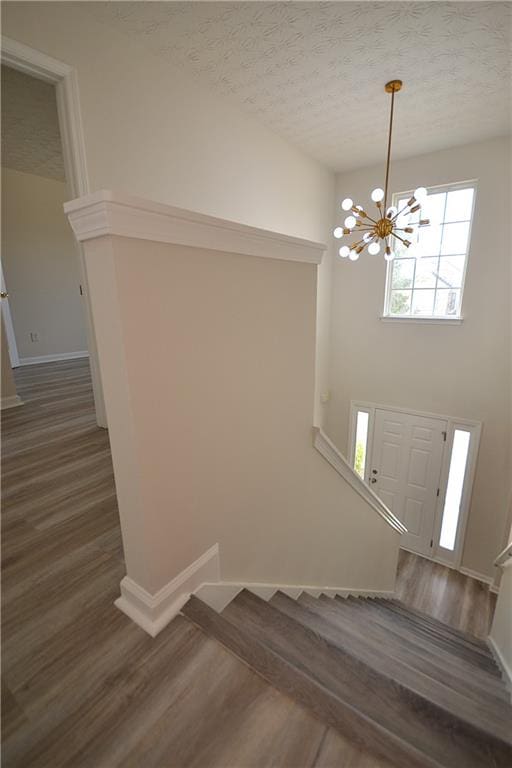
top-left (430, 539), bottom-right (433, 548)
top-left (442, 431), bottom-right (447, 442)
top-left (79, 284), bottom-right (83, 296)
top-left (436, 488), bottom-right (440, 497)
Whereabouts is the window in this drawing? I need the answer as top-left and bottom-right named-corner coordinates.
top-left (439, 429), bottom-right (471, 551)
top-left (384, 182), bottom-right (476, 319)
top-left (353, 410), bottom-right (369, 479)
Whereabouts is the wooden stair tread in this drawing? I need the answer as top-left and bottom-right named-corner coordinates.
top-left (379, 599), bottom-right (491, 651)
top-left (287, 592), bottom-right (512, 736)
top-left (319, 595), bottom-right (508, 702)
top-left (342, 596), bottom-right (500, 675)
top-left (183, 592), bottom-right (512, 768)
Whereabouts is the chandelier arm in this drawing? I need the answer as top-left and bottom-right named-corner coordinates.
top-left (392, 232), bottom-right (411, 246)
top-left (383, 87), bottom-right (396, 212)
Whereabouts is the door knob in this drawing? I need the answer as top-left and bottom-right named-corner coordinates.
top-left (0, 291), bottom-right (8, 299)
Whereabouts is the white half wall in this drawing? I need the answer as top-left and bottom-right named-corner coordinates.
top-left (67, 193), bottom-right (401, 634)
top-left (326, 137), bottom-right (511, 579)
top-left (1, 167), bottom-right (87, 359)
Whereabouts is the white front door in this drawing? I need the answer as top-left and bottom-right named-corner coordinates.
top-left (370, 409), bottom-right (447, 556)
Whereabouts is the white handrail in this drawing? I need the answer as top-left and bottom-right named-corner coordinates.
top-left (494, 541), bottom-right (512, 568)
top-left (312, 427), bottom-right (407, 535)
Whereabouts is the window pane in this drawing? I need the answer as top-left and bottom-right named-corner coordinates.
top-left (441, 222), bottom-right (470, 255)
top-left (391, 258), bottom-right (415, 289)
top-left (354, 411), bottom-right (369, 479)
top-left (414, 257), bottom-right (438, 288)
top-left (434, 288), bottom-right (460, 317)
top-left (416, 224), bottom-right (442, 258)
top-left (412, 289), bottom-right (435, 316)
top-left (444, 188), bottom-right (474, 223)
top-left (387, 184), bottom-right (475, 319)
top-left (440, 430), bottom-right (471, 550)
top-left (437, 256), bottom-right (465, 289)
top-left (390, 290), bottom-right (411, 315)
top-left (423, 193), bottom-right (446, 225)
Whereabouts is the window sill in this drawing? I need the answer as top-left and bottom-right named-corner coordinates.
top-left (380, 316), bottom-right (463, 325)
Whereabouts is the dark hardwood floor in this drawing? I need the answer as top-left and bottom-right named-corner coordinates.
top-left (1, 360), bottom-right (499, 766)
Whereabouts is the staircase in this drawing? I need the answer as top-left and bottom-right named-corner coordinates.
top-left (183, 590), bottom-right (512, 768)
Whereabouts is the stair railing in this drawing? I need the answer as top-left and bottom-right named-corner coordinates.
top-left (313, 427), bottom-right (407, 535)
top-left (494, 541), bottom-right (512, 568)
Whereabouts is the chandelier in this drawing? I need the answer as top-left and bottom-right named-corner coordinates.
top-left (334, 80), bottom-right (429, 262)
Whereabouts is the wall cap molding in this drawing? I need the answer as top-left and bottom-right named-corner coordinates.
top-left (64, 190), bottom-right (326, 265)
top-left (312, 426), bottom-right (407, 535)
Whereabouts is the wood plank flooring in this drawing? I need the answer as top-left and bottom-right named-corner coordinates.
top-left (1, 360), bottom-right (389, 767)
top-left (396, 549), bottom-right (496, 639)
top-left (1, 360), bottom-right (499, 766)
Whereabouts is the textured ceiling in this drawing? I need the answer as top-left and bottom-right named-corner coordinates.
top-left (1, 65), bottom-right (65, 181)
top-left (89, 1), bottom-right (511, 171)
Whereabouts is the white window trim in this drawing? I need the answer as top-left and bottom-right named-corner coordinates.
top-left (382, 179), bottom-right (478, 322)
top-left (379, 316), bottom-right (464, 325)
top-left (348, 400), bottom-right (481, 569)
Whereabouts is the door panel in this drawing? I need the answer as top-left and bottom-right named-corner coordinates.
top-left (371, 409), bottom-right (447, 556)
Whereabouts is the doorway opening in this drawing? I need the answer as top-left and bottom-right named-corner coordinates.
top-left (1, 37), bottom-right (106, 426)
top-left (2, 64), bottom-right (88, 373)
top-left (349, 401), bottom-right (481, 569)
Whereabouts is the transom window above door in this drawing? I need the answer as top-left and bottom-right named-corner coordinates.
top-left (383, 182), bottom-right (476, 320)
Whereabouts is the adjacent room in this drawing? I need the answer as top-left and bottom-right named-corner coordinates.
top-left (1, 65), bottom-right (88, 373)
top-left (1, 3), bottom-right (511, 767)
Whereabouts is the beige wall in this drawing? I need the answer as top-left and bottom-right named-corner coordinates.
top-left (326, 137), bottom-right (511, 578)
top-left (83, 232), bottom-right (400, 598)
top-left (1, 314), bottom-right (17, 402)
top-left (2, 2), bottom-right (335, 421)
top-left (1, 167), bottom-right (87, 359)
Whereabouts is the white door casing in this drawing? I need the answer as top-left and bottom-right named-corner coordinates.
top-left (1, 262), bottom-right (20, 367)
top-left (370, 409), bottom-right (447, 557)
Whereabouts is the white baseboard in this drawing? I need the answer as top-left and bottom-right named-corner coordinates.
top-left (487, 635), bottom-right (512, 701)
top-left (18, 351), bottom-right (89, 366)
top-left (115, 544), bottom-right (220, 637)
top-left (0, 394), bottom-right (24, 410)
top-left (194, 581), bottom-right (395, 614)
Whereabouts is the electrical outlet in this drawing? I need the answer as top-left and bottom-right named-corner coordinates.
top-left (29, 332), bottom-right (39, 343)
